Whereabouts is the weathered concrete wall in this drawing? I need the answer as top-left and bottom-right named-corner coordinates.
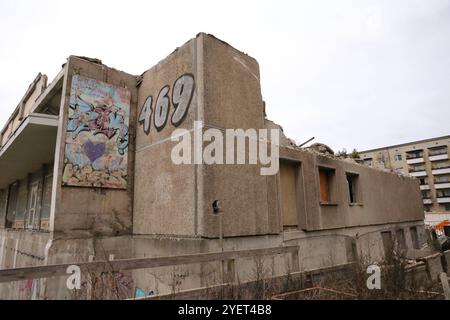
top-left (23, 75), bottom-right (47, 116)
top-left (128, 220), bottom-right (425, 298)
top-left (134, 33), bottom-right (424, 239)
top-left (0, 229), bottom-right (51, 299)
top-left (279, 146), bottom-right (424, 232)
top-left (133, 36), bottom-right (198, 237)
top-left (0, 230), bottom-right (134, 299)
top-left (41, 235), bottom-right (134, 299)
top-left (51, 57), bottom-right (138, 239)
top-left (0, 230), bottom-right (49, 269)
top-left (134, 34), bottom-right (278, 238)
top-left (0, 218), bottom-right (425, 299)
top-left (199, 34), bottom-right (276, 238)
top-left (0, 74), bottom-right (47, 148)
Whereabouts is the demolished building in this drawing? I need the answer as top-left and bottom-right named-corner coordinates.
top-left (0, 34), bottom-right (426, 299)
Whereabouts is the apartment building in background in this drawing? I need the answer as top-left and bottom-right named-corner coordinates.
top-left (359, 135), bottom-right (450, 227)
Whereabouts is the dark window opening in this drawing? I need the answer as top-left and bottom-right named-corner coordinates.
top-left (406, 150), bottom-right (423, 160)
top-left (435, 175), bottom-right (450, 183)
top-left (429, 146), bottom-right (448, 156)
top-left (419, 178), bottom-right (428, 185)
top-left (437, 188), bottom-right (450, 198)
top-left (432, 161), bottom-right (450, 170)
top-left (346, 173), bottom-right (360, 204)
top-left (421, 190), bottom-right (430, 199)
top-left (5, 182), bottom-right (19, 229)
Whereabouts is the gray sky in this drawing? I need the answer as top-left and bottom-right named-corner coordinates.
top-left (0, 0), bottom-right (449, 152)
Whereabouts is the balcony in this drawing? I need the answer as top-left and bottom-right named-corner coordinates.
top-left (420, 184), bottom-right (430, 190)
top-left (409, 170), bottom-right (427, 177)
top-left (0, 113), bottom-right (58, 189)
top-left (406, 151), bottom-right (423, 159)
top-left (423, 198), bottom-right (432, 205)
top-left (432, 167), bottom-right (450, 175)
top-left (434, 182), bottom-right (450, 189)
top-left (406, 152), bottom-right (423, 159)
top-left (437, 197), bottom-right (450, 204)
top-left (429, 154), bottom-right (449, 162)
top-left (406, 157), bottom-right (425, 165)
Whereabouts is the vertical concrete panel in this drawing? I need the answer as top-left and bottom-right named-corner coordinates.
top-left (52, 57), bottom-right (137, 238)
top-left (133, 38), bottom-right (197, 236)
top-left (200, 34), bottom-right (271, 238)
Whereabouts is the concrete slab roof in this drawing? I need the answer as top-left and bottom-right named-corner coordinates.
top-left (0, 113), bottom-right (58, 189)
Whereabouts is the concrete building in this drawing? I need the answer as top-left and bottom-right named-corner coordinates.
top-left (0, 34), bottom-right (426, 299)
top-left (359, 136), bottom-right (450, 227)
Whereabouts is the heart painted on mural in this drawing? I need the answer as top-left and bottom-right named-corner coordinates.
top-left (83, 141), bottom-right (106, 162)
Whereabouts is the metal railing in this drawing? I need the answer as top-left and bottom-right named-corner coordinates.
top-left (406, 153), bottom-right (424, 160)
top-left (429, 149), bottom-right (448, 157)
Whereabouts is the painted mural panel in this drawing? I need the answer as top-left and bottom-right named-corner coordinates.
top-left (63, 75), bottom-right (130, 189)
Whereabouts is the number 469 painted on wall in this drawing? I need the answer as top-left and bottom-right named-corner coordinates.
top-left (139, 74), bottom-right (195, 134)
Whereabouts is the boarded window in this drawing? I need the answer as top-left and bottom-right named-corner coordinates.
top-left (319, 168), bottom-right (334, 203)
top-left (280, 161), bottom-right (299, 228)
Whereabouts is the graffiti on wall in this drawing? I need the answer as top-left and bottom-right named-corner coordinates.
top-left (138, 74), bottom-right (194, 134)
top-left (63, 75), bottom-right (131, 189)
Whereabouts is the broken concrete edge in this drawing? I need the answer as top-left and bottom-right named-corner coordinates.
top-left (67, 56), bottom-right (139, 83)
top-left (266, 118), bottom-right (419, 181)
top-left (303, 146), bottom-right (419, 181)
top-left (138, 32), bottom-right (259, 82)
top-left (0, 73), bottom-right (47, 136)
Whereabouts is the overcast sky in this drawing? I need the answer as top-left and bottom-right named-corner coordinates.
top-left (0, 0), bottom-right (449, 152)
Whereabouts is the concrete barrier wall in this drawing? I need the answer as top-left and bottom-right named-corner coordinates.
top-left (51, 57), bottom-right (138, 239)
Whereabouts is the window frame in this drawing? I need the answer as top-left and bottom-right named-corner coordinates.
top-left (318, 166), bottom-right (337, 205)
